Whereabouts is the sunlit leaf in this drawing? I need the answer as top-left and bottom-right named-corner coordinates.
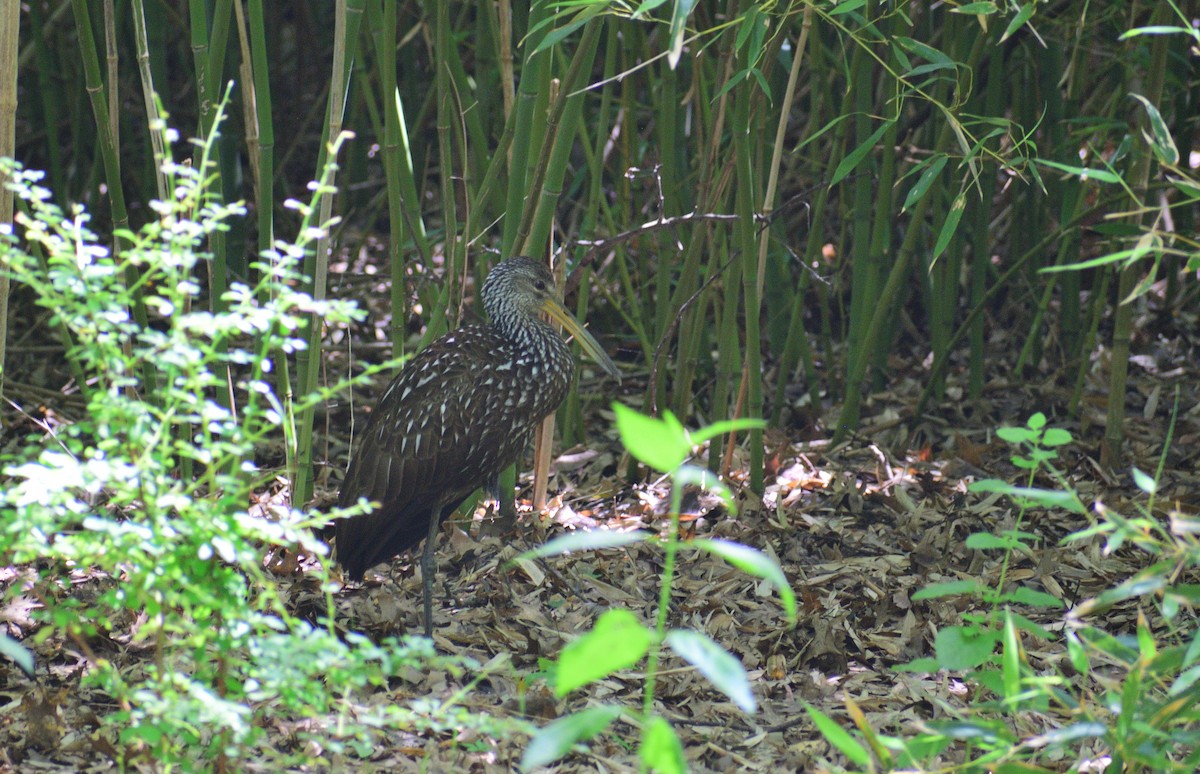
top-left (556, 609), bottom-right (651, 696)
top-left (513, 530), bottom-right (651, 564)
top-left (666, 629), bottom-right (756, 712)
top-left (934, 625), bottom-right (1000, 670)
top-left (639, 716), bottom-right (685, 774)
top-left (692, 539), bottom-right (796, 624)
top-left (520, 705), bottom-right (621, 771)
top-left (613, 402), bottom-right (691, 472)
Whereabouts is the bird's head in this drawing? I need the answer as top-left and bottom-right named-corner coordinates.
top-left (483, 257), bottom-right (621, 382)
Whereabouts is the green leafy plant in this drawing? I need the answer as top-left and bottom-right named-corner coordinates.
top-left (810, 408), bottom-right (1200, 771)
top-left (516, 404), bottom-right (796, 772)
top-left (906, 412), bottom-right (1073, 675)
top-left (0, 120), bottom-right (508, 767)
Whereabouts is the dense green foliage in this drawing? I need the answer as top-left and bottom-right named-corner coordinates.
top-left (0, 135), bottom-right (513, 767)
top-left (2, 0), bottom-right (1198, 770)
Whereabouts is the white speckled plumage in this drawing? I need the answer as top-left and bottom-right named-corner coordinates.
top-left (335, 258), bottom-right (585, 581)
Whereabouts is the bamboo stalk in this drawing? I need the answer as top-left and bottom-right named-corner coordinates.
top-left (1103, 2), bottom-right (1169, 469)
top-left (293, 0), bottom-right (365, 508)
top-left (0, 0), bottom-right (19, 399)
top-left (131, 0), bottom-right (168, 200)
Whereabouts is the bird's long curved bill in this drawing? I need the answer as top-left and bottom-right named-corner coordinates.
top-left (541, 298), bottom-right (622, 382)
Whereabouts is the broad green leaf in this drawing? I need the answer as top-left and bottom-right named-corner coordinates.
top-left (966, 532), bottom-right (1020, 551)
top-left (1005, 587), bottom-right (1063, 609)
top-left (556, 609), bottom-right (651, 696)
top-left (996, 426), bottom-right (1037, 444)
top-left (692, 539), bottom-right (796, 624)
top-left (912, 580), bottom-right (984, 600)
top-left (803, 703), bottom-right (871, 766)
top-left (893, 657), bottom-right (940, 673)
top-left (665, 629), bottom-right (756, 712)
top-left (520, 705), bottom-right (621, 771)
top-left (639, 717), bottom-right (685, 774)
top-left (514, 530), bottom-right (651, 563)
top-left (1041, 427), bottom-right (1073, 446)
top-left (934, 625), bottom-right (1000, 670)
top-left (1006, 611), bottom-right (1054, 638)
top-left (832, 119), bottom-right (894, 185)
top-left (613, 402), bottom-right (691, 472)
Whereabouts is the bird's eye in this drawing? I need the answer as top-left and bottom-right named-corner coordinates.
top-left (534, 279), bottom-right (547, 291)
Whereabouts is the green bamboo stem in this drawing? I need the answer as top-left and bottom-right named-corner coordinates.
top-left (102, 0), bottom-right (118, 152)
top-left (519, 22), bottom-right (602, 258)
top-left (967, 46), bottom-right (1003, 398)
top-left (28, 1), bottom-right (65, 197)
top-left (500, 2), bottom-right (551, 256)
top-left (835, 128), bottom-right (944, 443)
top-left (1103, 2), bottom-right (1168, 469)
top-left (294, 0), bottom-right (365, 509)
top-left (131, 1), bottom-right (168, 200)
top-left (367, 0), bottom-right (425, 356)
top-left (69, 0), bottom-right (155, 395)
top-left (0, 0), bottom-right (18, 399)
top-left (916, 194), bottom-right (1121, 415)
top-left (432, 0), bottom-right (463, 328)
top-left (733, 86), bottom-right (763, 490)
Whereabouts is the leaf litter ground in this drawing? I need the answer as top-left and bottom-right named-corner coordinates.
top-left (3, 285), bottom-right (1199, 771)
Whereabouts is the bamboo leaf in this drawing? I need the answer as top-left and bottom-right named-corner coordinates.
top-left (1000, 2), bottom-right (1036, 42)
top-left (804, 703), bottom-right (872, 766)
top-left (666, 0), bottom-right (698, 69)
top-left (902, 154), bottom-right (948, 212)
top-left (931, 192), bottom-right (966, 261)
top-left (832, 119), bottom-right (894, 185)
top-left (1130, 93), bottom-right (1179, 165)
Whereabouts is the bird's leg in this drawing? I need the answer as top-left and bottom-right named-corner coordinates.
top-left (421, 498), bottom-right (445, 639)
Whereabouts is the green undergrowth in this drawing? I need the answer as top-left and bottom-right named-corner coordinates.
top-left (0, 123), bottom-right (513, 768)
top-left (810, 410), bottom-right (1200, 772)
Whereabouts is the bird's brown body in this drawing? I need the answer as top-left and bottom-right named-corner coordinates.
top-left (335, 258), bottom-right (619, 600)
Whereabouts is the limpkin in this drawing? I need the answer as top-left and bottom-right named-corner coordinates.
top-left (335, 257), bottom-right (620, 636)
